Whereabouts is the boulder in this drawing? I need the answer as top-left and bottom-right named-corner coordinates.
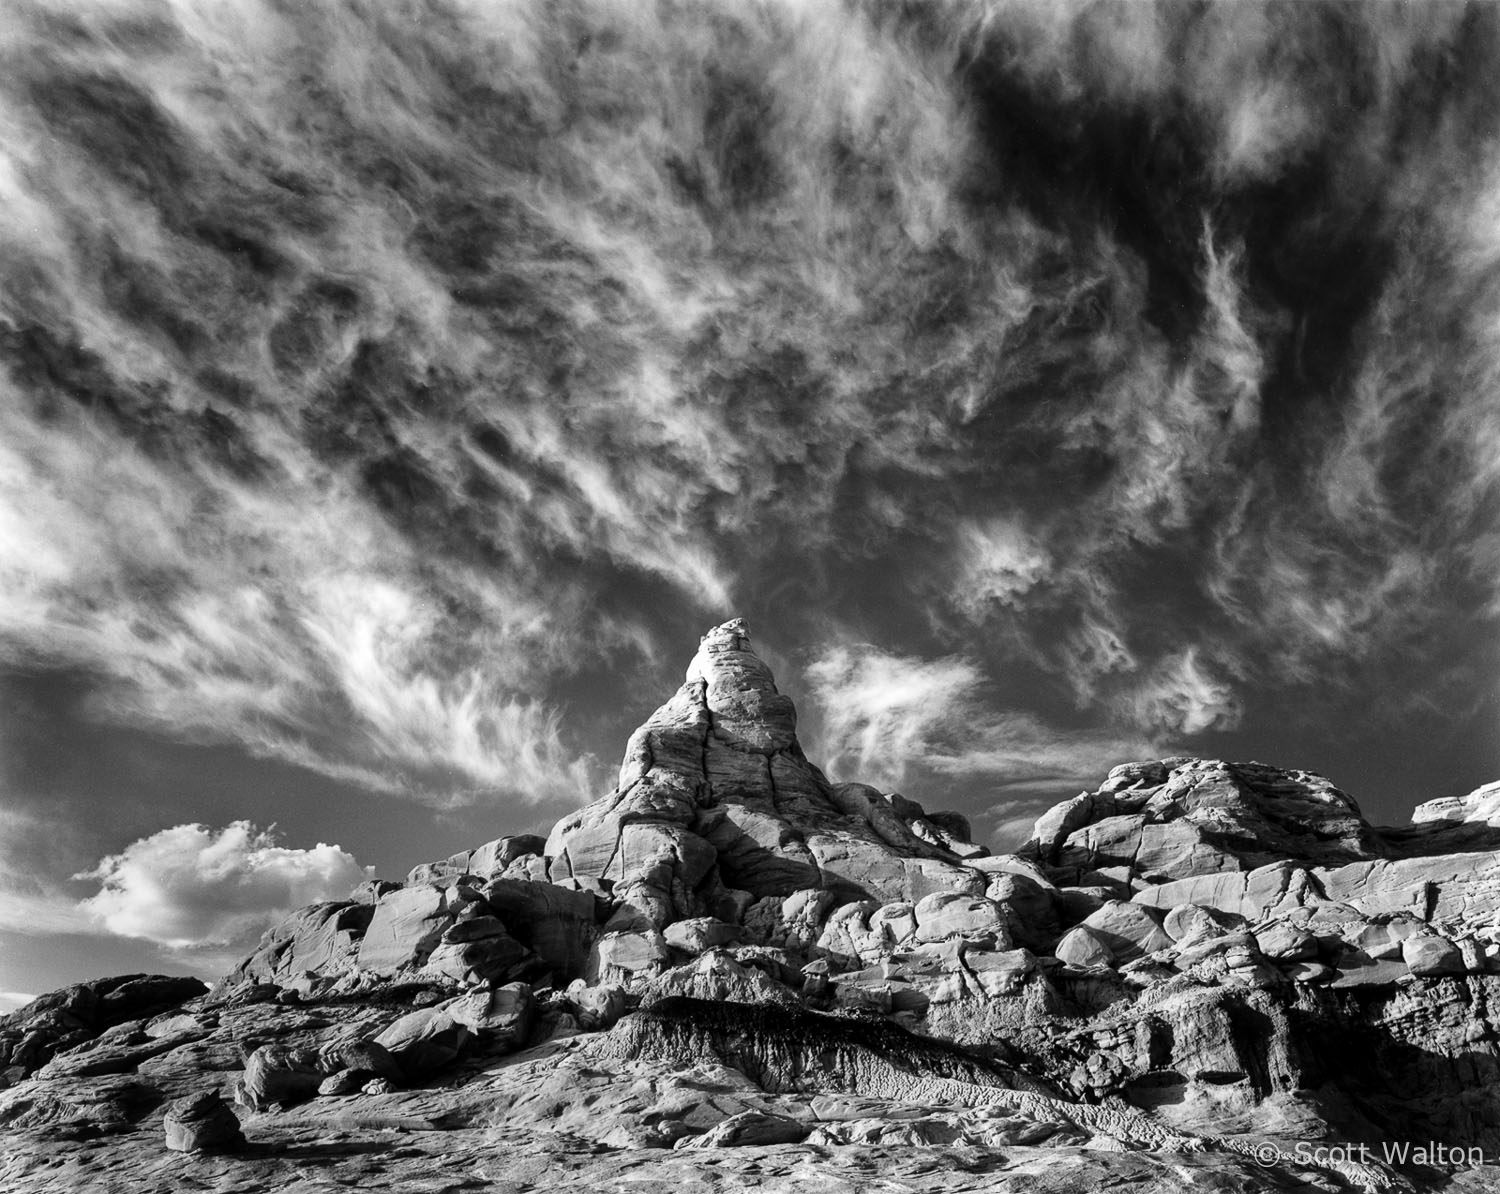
top-left (373, 1007), bottom-right (471, 1077)
top-left (912, 893), bottom-right (1009, 945)
top-left (678, 1110), bottom-right (811, 1148)
top-left (1255, 918), bottom-right (1318, 961)
top-left (1079, 902), bottom-right (1171, 962)
top-left (318, 1069), bottom-right (367, 1096)
top-left (984, 872), bottom-right (1061, 951)
top-left (231, 902), bottom-right (374, 987)
top-left (869, 902), bottom-right (918, 947)
top-left (441, 914), bottom-right (509, 943)
top-left (807, 836), bottom-right (986, 904)
top-left (1281, 961), bottom-right (1335, 984)
top-left (162, 1091), bottom-right (244, 1153)
top-left (649, 952), bottom-right (801, 1007)
top-left (410, 835), bottom-right (549, 884)
top-left (356, 886), bottom-right (455, 973)
top-left (1329, 948), bottom-right (1410, 988)
top-left (0, 973), bottom-right (212, 1083)
top-left (743, 889), bottom-right (838, 952)
top-left (1162, 904), bottom-right (1246, 944)
top-left (96, 975), bottom-right (209, 1022)
top-left (1351, 917), bottom-right (1425, 960)
top-left (446, 983), bottom-right (537, 1050)
top-left (586, 930), bottom-right (671, 984)
top-left (1410, 780), bottom-right (1500, 829)
top-left (481, 879), bottom-right (599, 977)
top-left (814, 900), bottom-right (924, 966)
top-left (566, 982), bottom-right (629, 1031)
top-left (827, 783), bottom-right (960, 863)
top-left (664, 917), bottom-right (742, 953)
top-left (1171, 931), bottom-right (1280, 988)
top-left (239, 1045), bottom-right (327, 1110)
top-left (1402, 935), bottom-right (1464, 977)
top-left (1054, 925), bottom-right (1113, 968)
top-left (422, 931), bottom-right (532, 985)
top-left (348, 879), bottom-right (403, 904)
top-left (962, 948), bottom-right (1037, 997)
top-left (318, 1038), bottom-right (404, 1085)
top-left (1029, 791), bottom-right (1114, 864)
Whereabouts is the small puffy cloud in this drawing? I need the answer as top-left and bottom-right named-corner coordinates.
top-left (77, 822), bottom-right (371, 950)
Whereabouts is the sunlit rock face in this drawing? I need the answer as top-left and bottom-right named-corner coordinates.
top-left (7, 622), bottom-right (1500, 1192)
top-left (1029, 757), bottom-right (1384, 882)
top-left (547, 619), bottom-right (983, 932)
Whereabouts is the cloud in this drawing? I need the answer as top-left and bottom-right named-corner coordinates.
top-left (804, 642), bottom-right (1156, 798)
top-left (1118, 647), bottom-right (1242, 737)
top-left (0, 0), bottom-right (1495, 824)
top-left (76, 822), bottom-right (371, 951)
top-left (0, 889), bottom-right (98, 938)
top-left (805, 646), bottom-right (980, 787)
top-left (0, 991), bottom-right (34, 1015)
top-left (950, 518), bottom-right (1051, 621)
top-left (0, 0), bottom-right (995, 802)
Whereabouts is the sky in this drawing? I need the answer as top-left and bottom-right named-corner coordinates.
top-left (2, 0), bottom-right (1499, 1009)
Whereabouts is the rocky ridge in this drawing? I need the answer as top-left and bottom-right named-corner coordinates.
top-left (5, 620), bottom-right (1500, 1192)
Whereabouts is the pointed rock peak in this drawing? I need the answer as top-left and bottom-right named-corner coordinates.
top-left (686, 618), bottom-right (796, 754)
top-left (685, 618), bottom-right (761, 687)
top-left (690, 617), bottom-right (751, 659)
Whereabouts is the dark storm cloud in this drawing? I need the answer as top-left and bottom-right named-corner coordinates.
top-left (0, 0), bottom-right (1496, 817)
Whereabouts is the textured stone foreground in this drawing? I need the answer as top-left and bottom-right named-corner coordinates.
top-left (7, 620), bottom-right (1500, 1193)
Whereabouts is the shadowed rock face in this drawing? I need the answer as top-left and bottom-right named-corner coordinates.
top-left (601, 996), bottom-right (1041, 1097)
top-left (0, 974), bottom-right (208, 1084)
top-left (8, 621), bottom-right (1500, 1193)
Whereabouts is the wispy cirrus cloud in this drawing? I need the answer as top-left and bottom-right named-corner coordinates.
top-left (1117, 647), bottom-right (1242, 738)
top-left (0, 0), bottom-right (1495, 826)
top-left (803, 642), bottom-right (1155, 801)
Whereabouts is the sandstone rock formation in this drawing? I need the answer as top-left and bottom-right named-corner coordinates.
top-left (161, 1089), bottom-right (244, 1153)
top-left (5, 621), bottom-right (1500, 1193)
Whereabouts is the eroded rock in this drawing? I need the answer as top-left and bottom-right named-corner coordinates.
top-left (8, 622), bottom-right (1500, 1192)
top-left (162, 1090), bottom-right (243, 1153)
